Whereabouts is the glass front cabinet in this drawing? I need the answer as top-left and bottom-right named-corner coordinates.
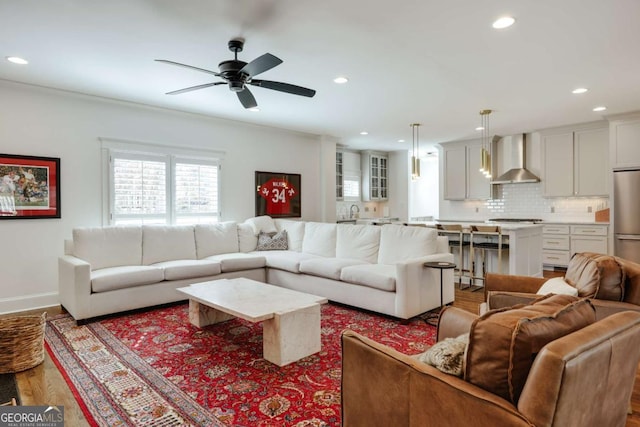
top-left (362, 151), bottom-right (388, 201)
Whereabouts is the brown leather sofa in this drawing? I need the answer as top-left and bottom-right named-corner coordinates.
top-left (341, 304), bottom-right (640, 427)
top-left (485, 252), bottom-right (640, 320)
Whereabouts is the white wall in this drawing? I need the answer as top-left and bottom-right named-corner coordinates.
top-left (387, 151), bottom-right (409, 221)
top-left (409, 153), bottom-right (439, 220)
top-left (0, 81), bottom-right (327, 313)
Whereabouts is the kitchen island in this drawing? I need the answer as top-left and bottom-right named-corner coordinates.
top-left (407, 220), bottom-right (544, 279)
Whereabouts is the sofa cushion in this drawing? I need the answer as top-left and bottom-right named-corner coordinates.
top-left (302, 222), bottom-right (337, 257)
top-left (152, 259), bottom-right (221, 281)
top-left (91, 265), bottom-right (164, 293)
top-left (245, 215), bottom-right (277, 235)
top-left (377, 224), bottom-right (437, 264)
top-left (565, 252), bottom-right (625, 301)
top-left (256, 230), bottom-right (288, 251)
top-left (536, 277), bottom-right (578, 296)
top-left (142, 225), bottom-right (196, 265)
top-left (299, 257), bottom-right (369, 281)
top-left (204, 253), bottom-right (266, 272)
top-left (336, 224), bottom-right (380, 263)
top-left (238, 223), bottom-right (258, 252)
top-left (340, 264), bottom-right (396, 292)
top-left (465, 294), bottom-right (596, 405)
top-left (195, 222), bottom-right (239, 258)
top-left (274, 219), bottom-right (305, 252)
top-left (256, 250), bottom-right (320, 273)
top-left (73, 226), bottom-right (142, 270)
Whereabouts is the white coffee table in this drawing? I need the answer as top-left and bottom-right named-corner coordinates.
top-left (177, 278), bottom-right (328, 366)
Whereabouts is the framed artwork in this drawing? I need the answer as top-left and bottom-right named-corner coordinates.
top-left (255, 171), bottom-right (301, 218)
top-left (0, 154), bottom-right (61, 219)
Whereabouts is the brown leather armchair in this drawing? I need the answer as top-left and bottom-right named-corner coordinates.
top-left (341, 306), bottom-right (640, 427)
top-left (485, 252), bottom-right (640, 320)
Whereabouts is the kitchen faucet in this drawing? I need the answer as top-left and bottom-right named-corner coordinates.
top-left (349, 204), bottom-right (360, 219)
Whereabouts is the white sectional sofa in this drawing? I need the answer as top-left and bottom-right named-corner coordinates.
top-left (58, 217), bottom-right (454, 322)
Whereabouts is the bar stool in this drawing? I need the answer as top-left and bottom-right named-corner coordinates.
top-left (469, 225), bottom-right (509, 291)
top-left (436, 224), bottom-right (471, 289)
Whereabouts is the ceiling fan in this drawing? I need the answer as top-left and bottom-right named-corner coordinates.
top-left (155, 39), bottom-right (316, 109)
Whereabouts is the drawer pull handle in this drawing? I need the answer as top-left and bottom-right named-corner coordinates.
top-left (581, 230), bottom-right (597, 233)
top-left (547, 256), bottom-right (560, 260)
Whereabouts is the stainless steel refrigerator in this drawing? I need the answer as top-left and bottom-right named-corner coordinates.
top-left (614, 170), bottom-right (640, 263)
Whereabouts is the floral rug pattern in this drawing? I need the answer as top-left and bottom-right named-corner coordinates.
top-left (46, 303), bottom-right (436, 426)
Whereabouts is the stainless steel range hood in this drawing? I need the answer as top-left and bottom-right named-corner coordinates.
top-left (490, 134), bottom-right (540, 184)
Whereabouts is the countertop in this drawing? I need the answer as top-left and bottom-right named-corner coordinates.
top-left (406, 220), bottom-right (543, 231)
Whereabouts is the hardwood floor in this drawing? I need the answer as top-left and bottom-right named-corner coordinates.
top-left (4, 282), bottom-right (640, 426)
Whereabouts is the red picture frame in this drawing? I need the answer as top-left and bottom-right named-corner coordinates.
top-left (255, 171), bottom-right (301, 218)
top-left (0, 154), bottom-right (61, 219)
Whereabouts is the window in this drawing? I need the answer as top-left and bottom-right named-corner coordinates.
top-left (343, 174), bottom-right (361, 201)
top-left (103, 140), bottom-right (222, 225)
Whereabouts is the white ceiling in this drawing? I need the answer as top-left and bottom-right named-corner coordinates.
top-left (1, 0), bottom-right (639, 154)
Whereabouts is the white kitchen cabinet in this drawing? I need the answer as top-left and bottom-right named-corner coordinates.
top-left (542, 224), bottom-right (608, 268)
top-left (542, 225), bottom-right (571, 266)
top-left (361, 151), bottom-right (388, 201)
top-left (443, 145), bottom-right (466, 200)
top-left (466, 143), bottom-right (491, 199)
top-left (609, 113), bottom-right (640, 169)
top-left (442, 141), bottom-right (491, 200)
top-left (570, 225), bottom-right (608, 255)
top-left (541, 124), bottom-right (608, 197)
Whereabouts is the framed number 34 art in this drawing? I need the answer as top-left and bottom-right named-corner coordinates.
top-left (255, 171), bottom-right (301, 218)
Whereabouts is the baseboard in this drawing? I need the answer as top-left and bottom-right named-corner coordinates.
top-left (0, 292), bottom-right (59, 315)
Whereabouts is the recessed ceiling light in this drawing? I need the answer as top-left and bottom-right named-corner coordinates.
top-left (6, 56), bottom-right (28, 65)
top-left (572, 88), bottom-right (588, 94)
top-left (593, 106), bottom-right (607, 112)
top-left (398, 139), bottom-right (405, 143)
top-left (333, 76), bottom-right (349, 84)
top-left (476, 126), bottom-right (484, 131)
top-left (248, 107), bottom-right (260, 112)
top-left (492, 16), bottom-right (515, 29)
top-left (360, 131), bottom-right (369, 135)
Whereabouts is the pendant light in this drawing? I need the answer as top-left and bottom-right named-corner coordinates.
top-left (411, 123), bottom-right (421, 180)
top-left (479, 110), bottom-right (492, 179)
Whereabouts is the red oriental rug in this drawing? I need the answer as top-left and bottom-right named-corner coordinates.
top-left (45, 303), bottom-right (436, 426)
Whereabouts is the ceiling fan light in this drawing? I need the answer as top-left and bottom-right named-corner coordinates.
top-left (572, 87), bottom-right (588, 94)
top-left (493, 16), bottom-right (515, 29)
top-left (6, 56), bottom-right (28, 65)
top-left (333, 76), bottom-right (348, 84)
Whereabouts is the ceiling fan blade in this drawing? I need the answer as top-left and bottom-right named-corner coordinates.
top-left (249, 79), bottom-right (316, 97)
top-left (155, 59), bottom-right (220, 76)
top-left (239, 53), bottom-right (283, 77)
top-left (166, 82), bottom-right (225, 95)
top-left (237, 88), bottom-right (258, 109)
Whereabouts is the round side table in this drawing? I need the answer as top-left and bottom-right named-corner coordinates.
top-left (423, 261), bottom-right (456, 326)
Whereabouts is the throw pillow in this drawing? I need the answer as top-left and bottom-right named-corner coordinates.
top-left (246, 215), bottom-right (278, 235)
top-left (536, 277), bottom-right (578, 296)
top-left (256, 230), bottom-right (288, 251)
top-left (464, 294), bottom-right (596, 405)
top-left (419, 333), bottom-right (468, 377)
top-left (564, 252), bottom-right (625, 301)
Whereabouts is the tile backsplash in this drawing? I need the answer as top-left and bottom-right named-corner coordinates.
top-left (336, 201), bottom-right (388, 220)
top-left (483, 182), bottom-right (609, 222)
